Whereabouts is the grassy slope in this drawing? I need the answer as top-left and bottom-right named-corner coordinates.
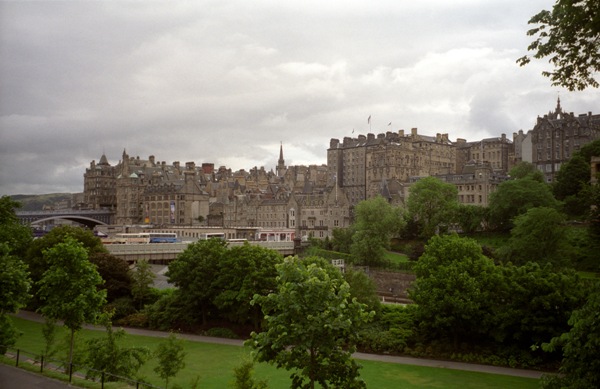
top-left (8, 317), bottom-right (539, 389)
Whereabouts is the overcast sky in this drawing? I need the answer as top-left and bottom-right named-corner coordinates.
top-left (1, 0), bottom-right (598, 196)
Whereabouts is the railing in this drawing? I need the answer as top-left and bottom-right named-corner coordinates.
top-left (1, 345), bottom-right (162, 389)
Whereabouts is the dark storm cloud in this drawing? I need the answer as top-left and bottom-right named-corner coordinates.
top-left (1, 0), bottom-right (598, 195)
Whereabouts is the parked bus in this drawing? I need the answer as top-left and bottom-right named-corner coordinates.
top-left (111, 232), bottom-right (178, 244)
top-left (198, 232), bottom-right (225, 240)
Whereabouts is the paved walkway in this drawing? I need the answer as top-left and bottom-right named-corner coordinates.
top-left (13, 310), bottom-right (544, 379)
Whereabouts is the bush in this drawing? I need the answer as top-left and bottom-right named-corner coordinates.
top-left (105, 296), bottom-right (136, 320)
top-left (115, 312), bottom-right (148, 328)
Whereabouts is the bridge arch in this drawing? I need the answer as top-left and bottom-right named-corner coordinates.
top-left (29, 216), bottom-right (107, 229)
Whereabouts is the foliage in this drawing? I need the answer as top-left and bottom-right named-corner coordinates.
top-left (42, 317), bottom-right (58, 364)
top-left (213, 243), bottom-right (283, 328)
top-left (406, 176), bottom-right (459, 239)
top-left (90, 252), bottom-right (133, 302)
top-left (494, 262), bottom-right (586, 351)
top-left (488, 177), bottom-right (558, 231)
top-left (541, 289), bottom-right (600, 388)
top-left (145, 289), bottom-right (187, 331)
top-left (247, 256), bottom-right (373, 389)
top-left (350, 196), bottom-right (405, 266)
top-left (343, 267), bottom-right (381, 312)
top-left (131, 259), bottom-right (156, 309)
top-left (455, 204), bottom-right (486, 234)
top-left (25, 225), bottom-right (106, 307)
top-left (509, 162), bottom-right (545, 182)
top-left (85, 317), bottom-right (150, 381)
top-left (517, 0), bottom-right (600, 90)
top-left (410, 234), bottom-right (503, 347)
top-left (154, 332), bottom-right (186, 389)
top-left (357, 305), bottom-right (416, 354)
top-left (330, 227), bottom-right (354, 254)
top-left (0, 243), bottom-right (31, 315)
top-left (0, 243), bottom-right (31, 353)
top-left (0, 196), bottom-right (33, 259)
top-left (498, 207), bottom-right (570, 267)
top-left (167, 239), bottom-right (228, 325)
top-left (36, 236), bottom-right (107, 368)
top-left (231, 360), bottom-right (269, 389)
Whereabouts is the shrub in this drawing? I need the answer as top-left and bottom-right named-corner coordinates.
top-left (206, 327), bottom-right (238, 339)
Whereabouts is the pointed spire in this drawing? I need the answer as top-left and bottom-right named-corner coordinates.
top-left (556, 94), bottom-right (562, 114)
top-left (277, 142), bottom-right (286, 177)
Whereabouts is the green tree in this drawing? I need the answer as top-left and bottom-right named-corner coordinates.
top-left (553, 154), bottom-right (593, 216)
top-left (25, 225), bottom-right (106, 307)
top-left (509, 161), bottom-right (545, 182)
top-left (0, 243), bottom-right (31, 353)
top-left (454, 204), bottom-right (486, 234)
top-left (331, 227), bottom-right (354, 254)
top-left (493, 262), bottom-right (585, 350)
top-left (406, 176), bottom-right (459, 239)
top-left (498, 207), bottom-right (570, 266)
top-left (90, 252), bottom-right (133, 302)
top-left (213, 243), bottom-right (282, 329)
top-left (166, 239), bottom-right (227, 325)
top-left (350, 196), bottom-right (405, 266)
top-left (131, 259), bottom-right (156, 309)
top-left (488, 177), bottom-right (558, 231)
top-left (0, 196), bottom-right (33, 258)
top-left (517, 0), bottom-right (600, 90)
top-left (154, 332), bottom-right (186, 389)
top-left (410, 234), bottom-right (502, 347)
top-left (36, 236), bottom-right (107, 371)
top-left (541, 290), bottom-right (600, 388)
top-left (232, 360), bottom-right (269, 389)
top-left (248, 256), bottom-right (372, 389)
top-left (344, 267), bottom-right (381, 312)
top-left (85, 317), bottom-right (150, 381)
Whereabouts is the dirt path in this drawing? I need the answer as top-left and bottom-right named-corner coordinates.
top-left (13, 310), bottom-right (545, 379)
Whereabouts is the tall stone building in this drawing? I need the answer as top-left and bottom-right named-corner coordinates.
top-left (83, 153), bottom-right (116, 209)
top-left (328, 129), bottom-right (456, 206)
top-left (527, 98), bottom-right (600, 182)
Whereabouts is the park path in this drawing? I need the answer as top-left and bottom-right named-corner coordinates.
top-left (13, 310), bottom-right (544, 380)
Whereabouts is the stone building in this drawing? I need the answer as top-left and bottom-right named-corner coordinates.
top-left (84, 153), bottom-right (117, 209)
top-left (456, 134), bottom-right (512, 175)
top-left (527, 98), bottom-right (600, 182)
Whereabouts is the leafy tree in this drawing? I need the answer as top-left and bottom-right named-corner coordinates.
top-left (213, 243), bottom-right (282, 329)
top-left (154, 332), bottom-right (186, 389)
top-left (350, 196), bottom-right (405, 266)
top-left (553, 155), bottom-right (593, 216)
top-left (498, 207), bottom-right (570, 266)
top-left (90, 252), bottom-right (133, 302)
top-left (410, 234), bottom-right (502, 347)
top-left (509, 161), bottom-right (545, 182)
top-left (0, 196), bottom-right (33, 258)
top-left (37, 236), bottom-right (107, 371)
top-left (0, 243), bottom-right (31, 353)
top-left (131, 259), bottom-right (156, 309)
top-left (232, 360), bottom-right (269, 389)
top-left (517, 0), bottom-right (600, 90)
top-left (488, 177), bottom-right (558, 231)
top-left (248, 256), bottom-right (373, 389)
top-left (25, 225), bottom-right (106, 307)
top-left (493, 262), bottom-right (586, 351)
top-left (344, 267), bottom-right (381, 312)
top-left (330, 227), bottom-right (354, 254)
top-left (166, 239), bottom-right (227, 325)
top-left (541, 290), bottom-right (600, 388)
top-left (454, 204), bottom-right (486, 234)
top-left (406, 176), bottom-right (459, 239)
top-left (85, 317), bottom-right (150, 382)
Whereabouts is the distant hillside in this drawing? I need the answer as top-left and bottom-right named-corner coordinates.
top-left (10, 193), bottom-right (76, 211)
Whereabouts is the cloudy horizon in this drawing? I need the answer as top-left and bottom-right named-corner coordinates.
top-left (1, 0), bottom-right (598, 196)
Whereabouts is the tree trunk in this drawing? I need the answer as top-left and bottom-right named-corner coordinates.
top-left (69, 328), bottom-right (75, 376)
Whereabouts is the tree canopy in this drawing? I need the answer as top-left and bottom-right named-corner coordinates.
top-left (517, 0), bottom-right (600, 90)
top-left (248, 256), bottom-right (372, 389)
top-left (406, 176), bottom-right (459, 238)
top-left (350, 196), bottom-right (405, 266)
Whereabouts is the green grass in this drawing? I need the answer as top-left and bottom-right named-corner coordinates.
top-left (8, 316), bottom-right (540, 389)
top-left (384, 250), bottom-right (410, 264)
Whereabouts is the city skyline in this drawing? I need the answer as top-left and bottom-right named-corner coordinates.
top-left (1, 0), bottom-right (598, 196)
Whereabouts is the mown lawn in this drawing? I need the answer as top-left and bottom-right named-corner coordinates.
top-left (7, 316), bottom-right (541, 389)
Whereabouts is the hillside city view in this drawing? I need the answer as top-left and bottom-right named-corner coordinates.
top-left (2, 1), bottom-right (600, 388)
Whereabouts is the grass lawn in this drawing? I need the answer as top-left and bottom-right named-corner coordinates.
top-left (8, 316), bottom-right (540, 389)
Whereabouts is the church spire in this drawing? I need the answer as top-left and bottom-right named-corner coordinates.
top-left (277, 142), bottom-right (286, 177)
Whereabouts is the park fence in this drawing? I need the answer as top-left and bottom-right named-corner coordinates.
top-left (1, 345), bottom-right (163, 389)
